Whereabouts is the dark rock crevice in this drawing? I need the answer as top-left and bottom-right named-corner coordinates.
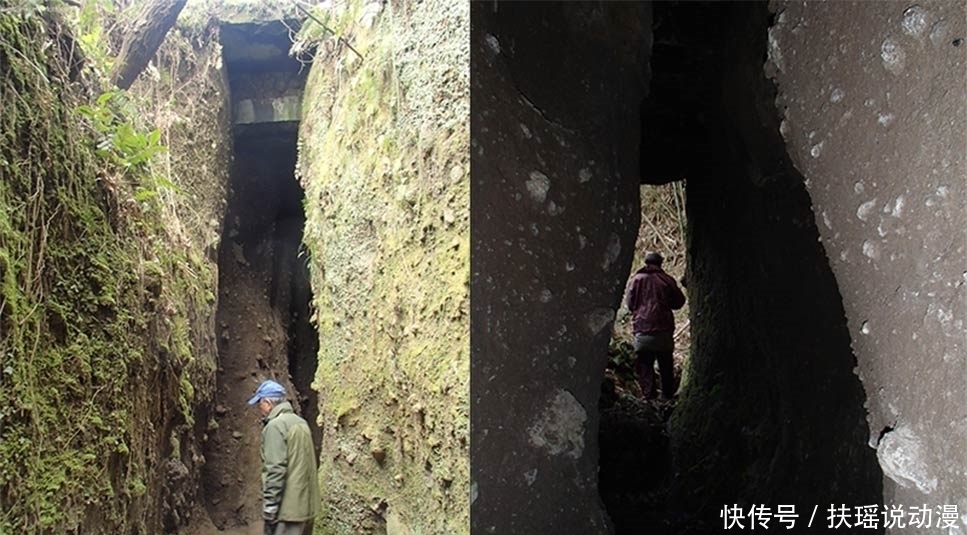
top-left (608, 2), bottom-right (883, 531)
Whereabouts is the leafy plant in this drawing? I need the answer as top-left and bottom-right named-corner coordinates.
top-left (76, 90), bottom-right (182, 205)
top-left (76, 0), bottom-right (116, 76)
top-left (76, 90), bottom-right (166, 169)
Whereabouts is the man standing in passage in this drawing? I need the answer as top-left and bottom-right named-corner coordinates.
top-left (625, 252), bottom-right (686, 400)
top-left (248, 379), bottom-right (319, 535)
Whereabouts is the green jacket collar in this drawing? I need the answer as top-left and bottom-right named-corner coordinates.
top-left (263, 400), bottom-right (294, 424)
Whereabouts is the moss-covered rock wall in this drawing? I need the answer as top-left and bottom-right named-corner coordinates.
top-left (296, 1), bottom-right (469, 533)
top-left (0, 6), bottom-right (229, 533)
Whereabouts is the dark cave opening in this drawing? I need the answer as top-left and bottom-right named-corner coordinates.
top-left (598, 2), bottom-right (883, 533)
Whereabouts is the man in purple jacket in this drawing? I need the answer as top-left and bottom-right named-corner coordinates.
top-left (625, 252), bottom-right (686, 400)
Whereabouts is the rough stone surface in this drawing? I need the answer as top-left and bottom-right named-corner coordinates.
top-left (471, 3), bottom-right (650, 533)
top-left (231, 71), bottom-right (306, 124)
top-left (297, 1), bottom-right (469, 533)
top-left (234, 95), bottom-right (302, 124)
top-left (768, 1), bottom-right (967, 530)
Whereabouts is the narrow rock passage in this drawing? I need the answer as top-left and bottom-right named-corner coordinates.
top-left (196, 130), bottom-right (317, 532)
top-left (183, 19), bottom-right (319, 532)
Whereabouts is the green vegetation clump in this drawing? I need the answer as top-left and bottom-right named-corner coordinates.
top-left (0, 5), bottom-right (227, 533)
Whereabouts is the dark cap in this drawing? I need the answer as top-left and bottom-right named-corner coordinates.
top-left (644, 252), bottom-right (664, 266)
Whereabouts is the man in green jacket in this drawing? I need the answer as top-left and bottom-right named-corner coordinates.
top-left (248, 379), bottom-right (320, 535)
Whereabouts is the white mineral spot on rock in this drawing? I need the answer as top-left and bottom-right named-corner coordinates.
top-left (578, 168), bottom-right (592, 183)
top-left (822, 210), bottom-right (833, 229)
top-left (484, 34), bottom-right (500, 55)
top-left (526, 390), bottom-right (587, 459)
top-left (862, 240), bottom-right (880, 260)
top-left (577, 234), bottom-right (587, 250)
top-left (470, 481), bottom-right (478, 504)
top-left (547, 201), bottom-right (563, 216)
top-left (876, 426), bottom-right (938, 494)
top-left (891, 195), bottom-right (906, 217)
top-left (519, 123), bottom-right (532, 139)
top-left (540, 289), bottom-right (553, 303)
top-left (861, 320), bottom-right (870, 335)
top-left (778, 119), bottom-right (789, 137)
top-left (856, 199), bottom-right (877, 221)
top-left (936, 185), bottom-right (949, 198)
top-left (587, 307), bottom-right (615, 335)
top-left (864, 98), bottom-right (876, 108)
top-left (829, 88), bottom-right (845, 103)
top-left (565, 261), bottom-right (575, 272)
top-left (877, 113), bottom-right (895, 127)
top-left (901, 5), bottom-right (929, 38)
top-left (524, 468), bottom-right (538, 486)
top-left (854, 181), bottom-right (865, 194)
top-left (525, 171), bottom-right (550, 203)
top-left (568, 356), bottom-right (577, 368)
top-left (601, 233), bottom-right (621, 270)
top-left (767, 27), bottom-right (784, 72)
top-left (529, 223), bottom-right (539, 236)
top-left (810, 140), bottom-right (825, 158)
top-left (880, 38), bottom-right (906, 74)
top-left (929, 19), bottom-right (950, 47)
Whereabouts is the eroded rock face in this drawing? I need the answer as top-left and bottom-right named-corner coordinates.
top-left (298, 1), bottom-right (469, 533)
top-left (768, 1), bottom-right (967, 528)
top-left (471, 3), bottom-right (650, 533)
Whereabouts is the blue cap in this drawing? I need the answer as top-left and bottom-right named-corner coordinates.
top-left (247, 379), bottom-right (286, 405)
